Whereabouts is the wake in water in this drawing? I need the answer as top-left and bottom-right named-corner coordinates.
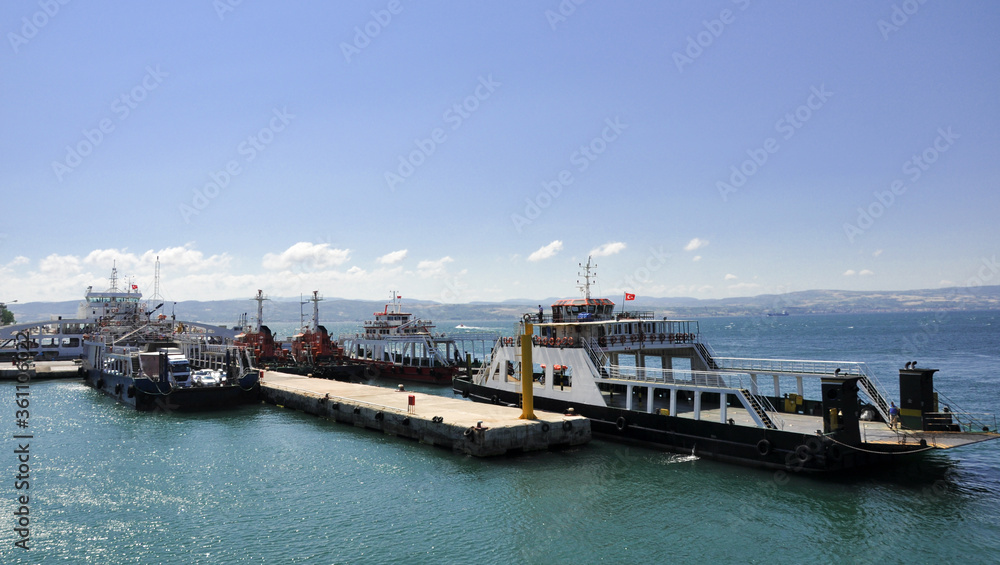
top-left (454, 324), bottom-right (489, 330)
top-left (663, 453), bottom-right (700, 464)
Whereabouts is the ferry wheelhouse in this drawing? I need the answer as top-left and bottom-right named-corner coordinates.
top-left (340, 292), bottom-right (460, 384)
top-left (454, 260), bottom-right (1000, 473)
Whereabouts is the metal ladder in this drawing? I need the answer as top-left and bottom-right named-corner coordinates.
top-left (738, 388), bottom-right (778, 429)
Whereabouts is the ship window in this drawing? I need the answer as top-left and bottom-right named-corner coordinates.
top-left (505, 360), bottom-right (521, 383)
top-left (532, 362), bottom-right (545, 386)
top-left (554, 364), bottom-right (572, 391)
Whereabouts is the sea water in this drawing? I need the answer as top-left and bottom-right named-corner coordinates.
top-left (2, 311), bottom-right (998, 563)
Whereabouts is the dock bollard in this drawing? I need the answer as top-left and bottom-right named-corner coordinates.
top-left (408, 394), bottom-right (415, 414)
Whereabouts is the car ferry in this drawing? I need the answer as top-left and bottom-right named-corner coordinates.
top-left (79, 267), bottom-right (259, 411)
top-left (453, 259), bottom-right (1000, 473)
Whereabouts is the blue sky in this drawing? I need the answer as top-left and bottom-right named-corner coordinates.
top-left (2, 1), bottom-right (999, 304)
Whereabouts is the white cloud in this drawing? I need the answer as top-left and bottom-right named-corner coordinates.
top-left (39, 253), bottom-right (82, 274)
top-left (728, 282), bottom-right (761, 291)
top-left (416, 256), bottom-right (454, 278)
top-left (724, 273), bottom-right (738, 281)
top-left (528, 240), bottom-right (563, 262)
top-left (859, 269), bottom-right (874, 276)
top-left (377, 249), bottom-right (408, 265)
top-left (843, 269), bottom-right (857, 276)
top-left (873, 249), bottom-right (883, 257)
top-left (262, 242), bottom-right (351, 271)
top-left (590, 241), bottom-right (626, 257)
top-left (684, 238), bottom-right (709, 252)
top-left (692, 255), bottom-right (701, 262)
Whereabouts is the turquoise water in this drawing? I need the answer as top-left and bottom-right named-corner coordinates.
top-left (2, 312), bottom-right (999, 563)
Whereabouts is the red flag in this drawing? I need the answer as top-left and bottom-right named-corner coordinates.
top-left (625, 293), bottom-right (635, 301)
top-left (131, 284), bottom-right (138, 290)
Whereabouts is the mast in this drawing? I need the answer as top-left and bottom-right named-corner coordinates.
top-left (310, 291), bottom-right (322, 332)
top-left (577, 256), bottom-right (596, 300)
top-left (151, 256), bottom-right (163, 301)
top-left (251, 290), bottom-right (268, 333)
top-left (108, 262), bottom-right (119, 292)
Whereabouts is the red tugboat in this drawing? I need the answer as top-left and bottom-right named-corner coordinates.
top-left (340, 292), bottom-right (460, 384)
top-left (236, 290), bottom-right (365, 382)
top-left (234, 291), bottom-right (292, 367)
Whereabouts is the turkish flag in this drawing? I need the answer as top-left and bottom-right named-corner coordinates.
top-left (625, 293), bottom-right (635, 301)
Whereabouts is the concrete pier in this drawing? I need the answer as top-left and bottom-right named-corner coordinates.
top-left (260, 371), bottom-right (591, 457)
top-left (0, 360), bottom-right (82, 380)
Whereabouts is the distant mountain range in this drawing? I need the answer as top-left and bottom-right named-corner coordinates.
top-left (6, 286), bottom-right (1000, 325)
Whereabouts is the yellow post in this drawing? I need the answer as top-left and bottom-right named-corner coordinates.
top-left (519, 321), bottom-right (536, 420)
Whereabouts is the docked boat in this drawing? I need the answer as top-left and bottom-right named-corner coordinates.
top-left (238, 290), bottom-right (366, 382)
top-left (340, 292), bottom-right (461, 384)
top-left (453, 259), bottom-right (1000, 473)
top-left (79, 267), bottom-right (259, 411)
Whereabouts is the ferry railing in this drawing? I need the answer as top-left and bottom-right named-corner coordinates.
top-left (582, 337), bottom-right (610, 377)
top-left (934, 390), bottom-right (998, 433)
top-left (601, 364), bottom-right (785, 429)
top-left (713, 356), bottom-right (893, 423)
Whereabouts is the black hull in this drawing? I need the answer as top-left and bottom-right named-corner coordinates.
top-left (453, 378), bottom-right (922, 474)
top-left (84, 368), bottom-right (259, 412)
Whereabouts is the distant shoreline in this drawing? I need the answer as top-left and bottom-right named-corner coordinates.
top-left (5, 285), bottom-right (999, 325)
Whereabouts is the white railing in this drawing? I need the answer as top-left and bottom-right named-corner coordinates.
top-left (713, 356), bottom-right (893, 423)
top-left (599, 364), bottom-right (785, 429)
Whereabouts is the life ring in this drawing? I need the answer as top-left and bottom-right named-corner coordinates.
top-left (541, 423), bottom-right (550, 432)
top-left (795, 445), bottom-right (810, 462)
top-left (598, 336), bottom-right (607, 347)
top-left (659, 333), bottom-right (665, 343)
top-left (756, 439), bottom-right (771, 456)
top-left (562, 421), bottom-right (572, 432)
top-left (566, 337), bottom-right (574, 346)
top-left (615, 416), bottom-right (627, 431)
top-left (464, 427), bottom-right (475, 438)
top-left (547, 337), bottom-right (555, 346)
top-left (363, 365), bottom-right (379, 379)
